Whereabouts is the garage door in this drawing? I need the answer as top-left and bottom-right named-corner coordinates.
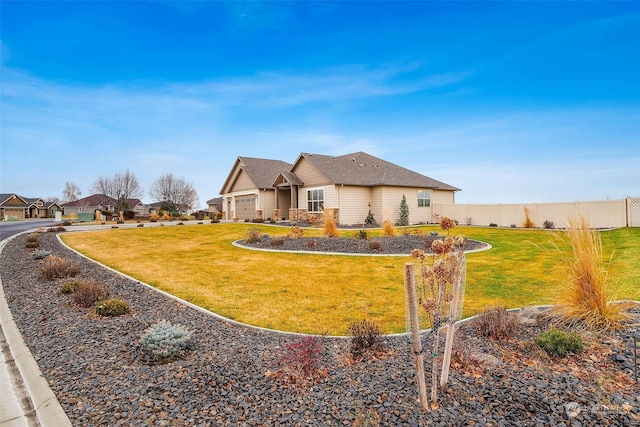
top-left (235, 196), bottom-right (256, 220)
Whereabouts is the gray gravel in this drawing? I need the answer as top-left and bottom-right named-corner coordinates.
top-left (2, 231), bottom-right (639, 426)
top-left (239, 234), bottom-right (488, 255)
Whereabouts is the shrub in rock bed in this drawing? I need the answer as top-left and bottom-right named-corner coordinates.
top-left (60, 280), bottom-right (81, 294)
top-left (31, 250), bottom-right (51, 260)
top-left (72, 280), bottom-right (109, 308)
top-left (140, 319), bottom-right (193, 362)
top-left (476, 306), bottom-right (521, 340)
top-left (534, 328), bottom-right (583, 358)
top-left (25, 233), bottom-right (40, 248)
top-left (276, 335), bottom-right (325, 382)
top-left (40, 255), bottom-right (81, 280)
top-left (95, 298), bottom-right (130, 316)
top-left (348, 319), bottom-right (386, 360)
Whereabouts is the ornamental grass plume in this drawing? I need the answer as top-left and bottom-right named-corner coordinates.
top-left (322, 209), bottom-right (339, 237)
top-left (553, 214), bottom-right (632, 333)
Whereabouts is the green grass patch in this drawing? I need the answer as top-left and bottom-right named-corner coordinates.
top-left (60, 224), bottom-right (640, 335)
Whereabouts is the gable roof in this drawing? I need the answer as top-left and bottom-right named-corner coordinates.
top-left (0, 193), bottom-right (28, 206)
top-left (296, 151), bottom-right (460, 191)
top-left (220, 156), bottom-right (293, 193)
top-left (61, 194), bottom-right (145, 209)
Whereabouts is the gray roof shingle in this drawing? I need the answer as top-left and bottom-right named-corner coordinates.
top-left (299, 151), bottom-right (460, 190)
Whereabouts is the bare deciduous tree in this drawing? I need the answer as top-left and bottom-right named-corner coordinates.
top-left (92, 170), bottom-right (144, 213)
top-left (62, 182), bottom-right (82, 203)
top-left (149, 173), bottom-right (198, 213)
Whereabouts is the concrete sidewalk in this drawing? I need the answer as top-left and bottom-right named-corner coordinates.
top-left (0, 236), bottom-right (71, 427)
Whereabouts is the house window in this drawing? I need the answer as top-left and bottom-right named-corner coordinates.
top-left (307, 188), bottom-right (324, 212)
top-left (417, 190), bottom-right (431, 207)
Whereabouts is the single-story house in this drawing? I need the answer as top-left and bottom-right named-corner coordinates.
top-left (219, 151), bottom-right (460, 225)
top-left (61, 194), bottom-right (148, 217)
top-left (1, 193), bottom-right (62, 220)
top-left (206, 197), bottom-right (223, 216)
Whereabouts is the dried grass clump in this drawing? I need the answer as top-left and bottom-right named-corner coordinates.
top-left (40, 255), bottom-right (81, 280)
top-left (73, 280), bottom-right (109, 308)
top-left (475, 307), bottom-right (520, 340)
top-left (322, 209), bottom-right (339, 238)
top-left (289, 225), bottom-right (304, 239)
top-left (523, 207), bottom-right (536, 228)
top-left (552, 214), bottom-right (632, 332)
top-left (382, 219), bottom-right (396, 237)
top-left (245, 227), bottom-right (262, 243)
top-left (348, 319), bottom-right (386, 360)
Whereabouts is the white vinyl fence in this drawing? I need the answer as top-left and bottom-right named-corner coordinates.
top-left (433, 197), bottom-right (640, 229)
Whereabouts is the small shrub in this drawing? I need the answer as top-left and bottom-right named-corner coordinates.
top-left (162, 212), bottom-right (170, 220)
top-left (543, 220), bottom-right (554, 229)
top-left (25, 233), bottom-right (40, 248)
top-left (354, 408), bottom-right (382, 427)
top-left (489, 223), bottom-right (498, 227)
top-left (510, 224), bottom-right (517, 228)
top-left (150, 212), bottom-right (159, 222)
top-left (398, 194), bottom-right (409, 226)
top-left (382, 219), bottom-right (396, 237)
top-left (277, 335), bottom-right (324, 380)
top-left (72, 280), bottom-right (109, 308)
top-left (140, 319), bottom-right (193, 361)
top-left (348, 319), bottom-right (385, 359)
top-left (60, 280), bottom-right (80, 294)
top-left (270, 237), bottom-right (284, 246)
top-left (210, 217), bottom-right (220, 223)
top-left (95, 298), bottom-right (130, 316)
top-left (289, 225), bottom-right (304, 239)
top-left (368, 240), bottom-right (383, 252)
top-left (476, 307), bottom-right (520, 340)
top-left (47, 226), bottom-right (66, 232)
top-left (31, 250), bottom-right (51, 260)
top-left (40, 255), bottom-right (81, 280)
top-left (534, 329), bottom-right (583, 358)
top-left (62, 220), bottom-right (72, 226)
top-left (137, 223), bottom-right (144, 227)
top-left (364, 206), bottom-right (376, 226)
top-left (355, 229), bottom-right (368, 240)
top-left (245, 227), bottom-right (262, 243)
top-left (305, 239), bottom-right (318, 249)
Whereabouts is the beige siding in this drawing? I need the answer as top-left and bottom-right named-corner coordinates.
top-left (258, 189), bottom-right (276, 218)
top-left (231, 170), bottom-right (257, 192)
top-left (335, 186), bottom-right (373, 225)
top-left (378, 187), bottom-right (433, 224)
top-left (292, 158), bottom-right (331, 186)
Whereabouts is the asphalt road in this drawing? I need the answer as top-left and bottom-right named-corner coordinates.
top-left (0, 220), bottom-right (57, 241)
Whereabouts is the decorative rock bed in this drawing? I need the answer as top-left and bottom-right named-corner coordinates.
top-left (1, 232), bottom-right (638, 426)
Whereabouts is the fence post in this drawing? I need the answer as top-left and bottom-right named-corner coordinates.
top-left (405, 263), bottom-right (429, 411)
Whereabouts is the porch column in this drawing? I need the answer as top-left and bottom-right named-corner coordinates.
top-left (274, 186), bottom-right (279, 209)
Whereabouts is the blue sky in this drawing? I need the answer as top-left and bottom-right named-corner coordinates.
top-left (1, 1), bottom-right (639, 207)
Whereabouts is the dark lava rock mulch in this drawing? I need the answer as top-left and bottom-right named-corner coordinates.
top-left (1, 232), bottom-right (638, 426)
top-left (239, 234), bottom-right (488, 255)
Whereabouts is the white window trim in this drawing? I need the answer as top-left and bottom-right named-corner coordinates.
top-left (306, 188), bottom-right (324, 213)
top-left (417, 190), bottom-right (431, 207)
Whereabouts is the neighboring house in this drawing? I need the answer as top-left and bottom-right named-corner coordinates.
top-left (61, 194), bottom-right (148, 217)
top-left (219, 151), bottom-right (460, 225)
top-left (0, 193), bottom-right (62, 220)
top-left (206, 197), bottom-right (223, 216)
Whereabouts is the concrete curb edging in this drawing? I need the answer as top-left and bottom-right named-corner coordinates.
top-left (0, 233), bottom-right (72, 427)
